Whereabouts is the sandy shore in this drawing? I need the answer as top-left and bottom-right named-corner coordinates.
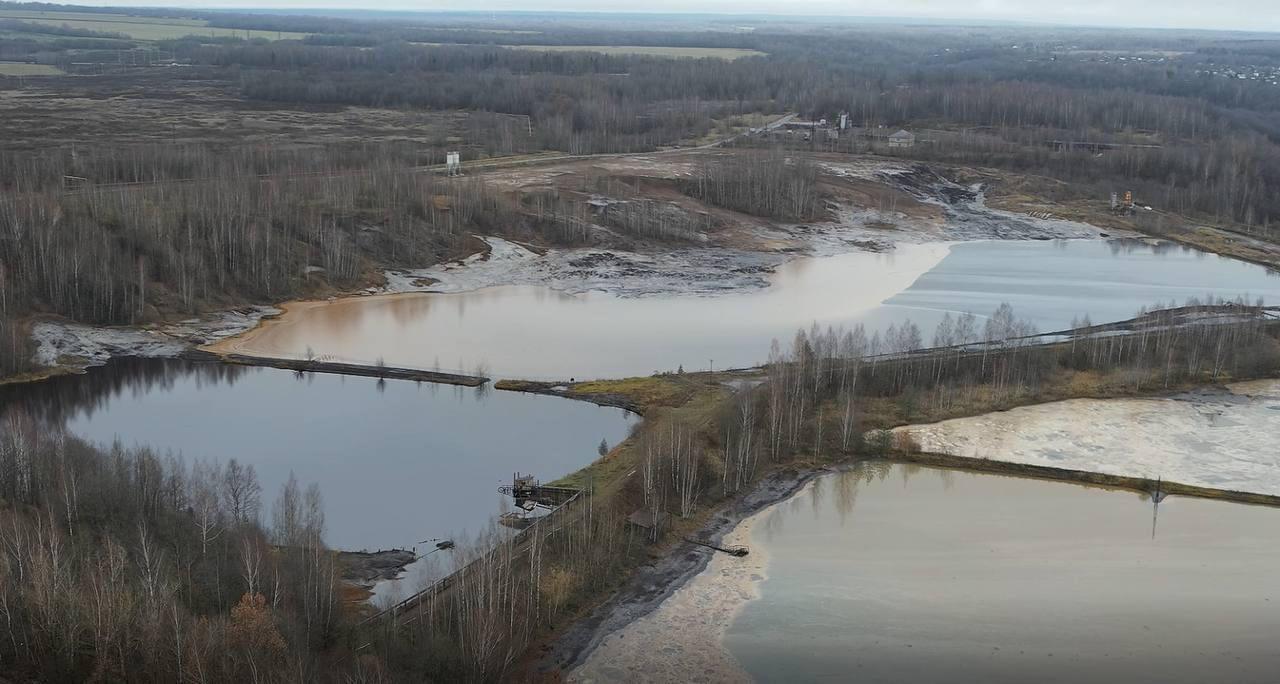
top-left (539, 468), bottom-right (822, 677)
top-left (202, 297), bottom-right (362, 357)
top-left (569, 506), bottom-right (772, 683)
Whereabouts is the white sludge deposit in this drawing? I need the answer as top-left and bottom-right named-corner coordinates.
top-left (898, 380), bottom-right (1280, 496)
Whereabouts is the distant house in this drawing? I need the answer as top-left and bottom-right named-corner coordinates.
top-left (887, 129), bottom-right (915, 148)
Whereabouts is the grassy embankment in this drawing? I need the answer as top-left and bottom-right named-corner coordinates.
top-left (497, 372), bottom-right (736, 501)
top-left (542, 359), bottom-right (1280, 511)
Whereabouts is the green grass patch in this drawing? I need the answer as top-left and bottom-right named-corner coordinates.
top-left (0, 10), bottom-right (307, 41)
top-left (0, 9), bottom-right (205, 25)
top-left (547, 439), bottom-right (638, 495)
top-left (0, 61), bottom-right (64, 75)
top-left (571, 376), bottom-right (700, 410)
top-left (0, 28), bottom-right (134, 45)
top-left (548, 373), bottom-right (734, 496)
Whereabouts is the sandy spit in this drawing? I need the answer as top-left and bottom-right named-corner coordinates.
top-left (540, 468), bottom-right (825, 678)
top-left (568, 505), bottom-right (773, 683)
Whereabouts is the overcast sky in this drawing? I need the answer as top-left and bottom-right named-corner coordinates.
top-left (82, 1), bottom-right (1280, 33)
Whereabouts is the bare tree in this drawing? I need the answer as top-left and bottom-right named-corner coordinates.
top-left (222, 459), bottom-right (261, 526)
top-left (191, 460), bottom-right (224, 556)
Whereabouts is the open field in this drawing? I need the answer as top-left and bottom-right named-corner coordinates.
top-left (0, 9), bottom-right (307, 40)
top-left (0, 75), bottom-right (480, 152)
top-left (438, 27), bottom-right (541, 34)
top-left (0, 61), bottom-right (63, 75)
top-left (0, 28), bottom-right (131, 44)
top-left (504, 44), bottom-right (765, 59)
top-left (0, 9), bottom-right (205, 24)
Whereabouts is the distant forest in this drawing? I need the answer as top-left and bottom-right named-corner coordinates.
top-left (5, 7), bottom-right (1279, 226)
top-left (3, 4), bottom-right (1280, 374)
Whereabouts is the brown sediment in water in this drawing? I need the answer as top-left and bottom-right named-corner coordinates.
top-left (198, 293), bottom-right (500, 385)
top-left (204, 242), bottom-right (956, 380)
top-left (202, 296), bottom-right (355, 356)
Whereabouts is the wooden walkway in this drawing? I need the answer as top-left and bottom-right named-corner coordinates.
top-left (357, 488), bottom-right (584, 629)
top-left (182, 349), bottom-right (488, 386)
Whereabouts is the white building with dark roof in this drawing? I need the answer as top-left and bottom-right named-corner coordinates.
top-left (888, 129), bottom-right (915, 148)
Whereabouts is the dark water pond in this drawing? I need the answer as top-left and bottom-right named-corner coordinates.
top-left (0, 359), bottom-right (634, 555)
